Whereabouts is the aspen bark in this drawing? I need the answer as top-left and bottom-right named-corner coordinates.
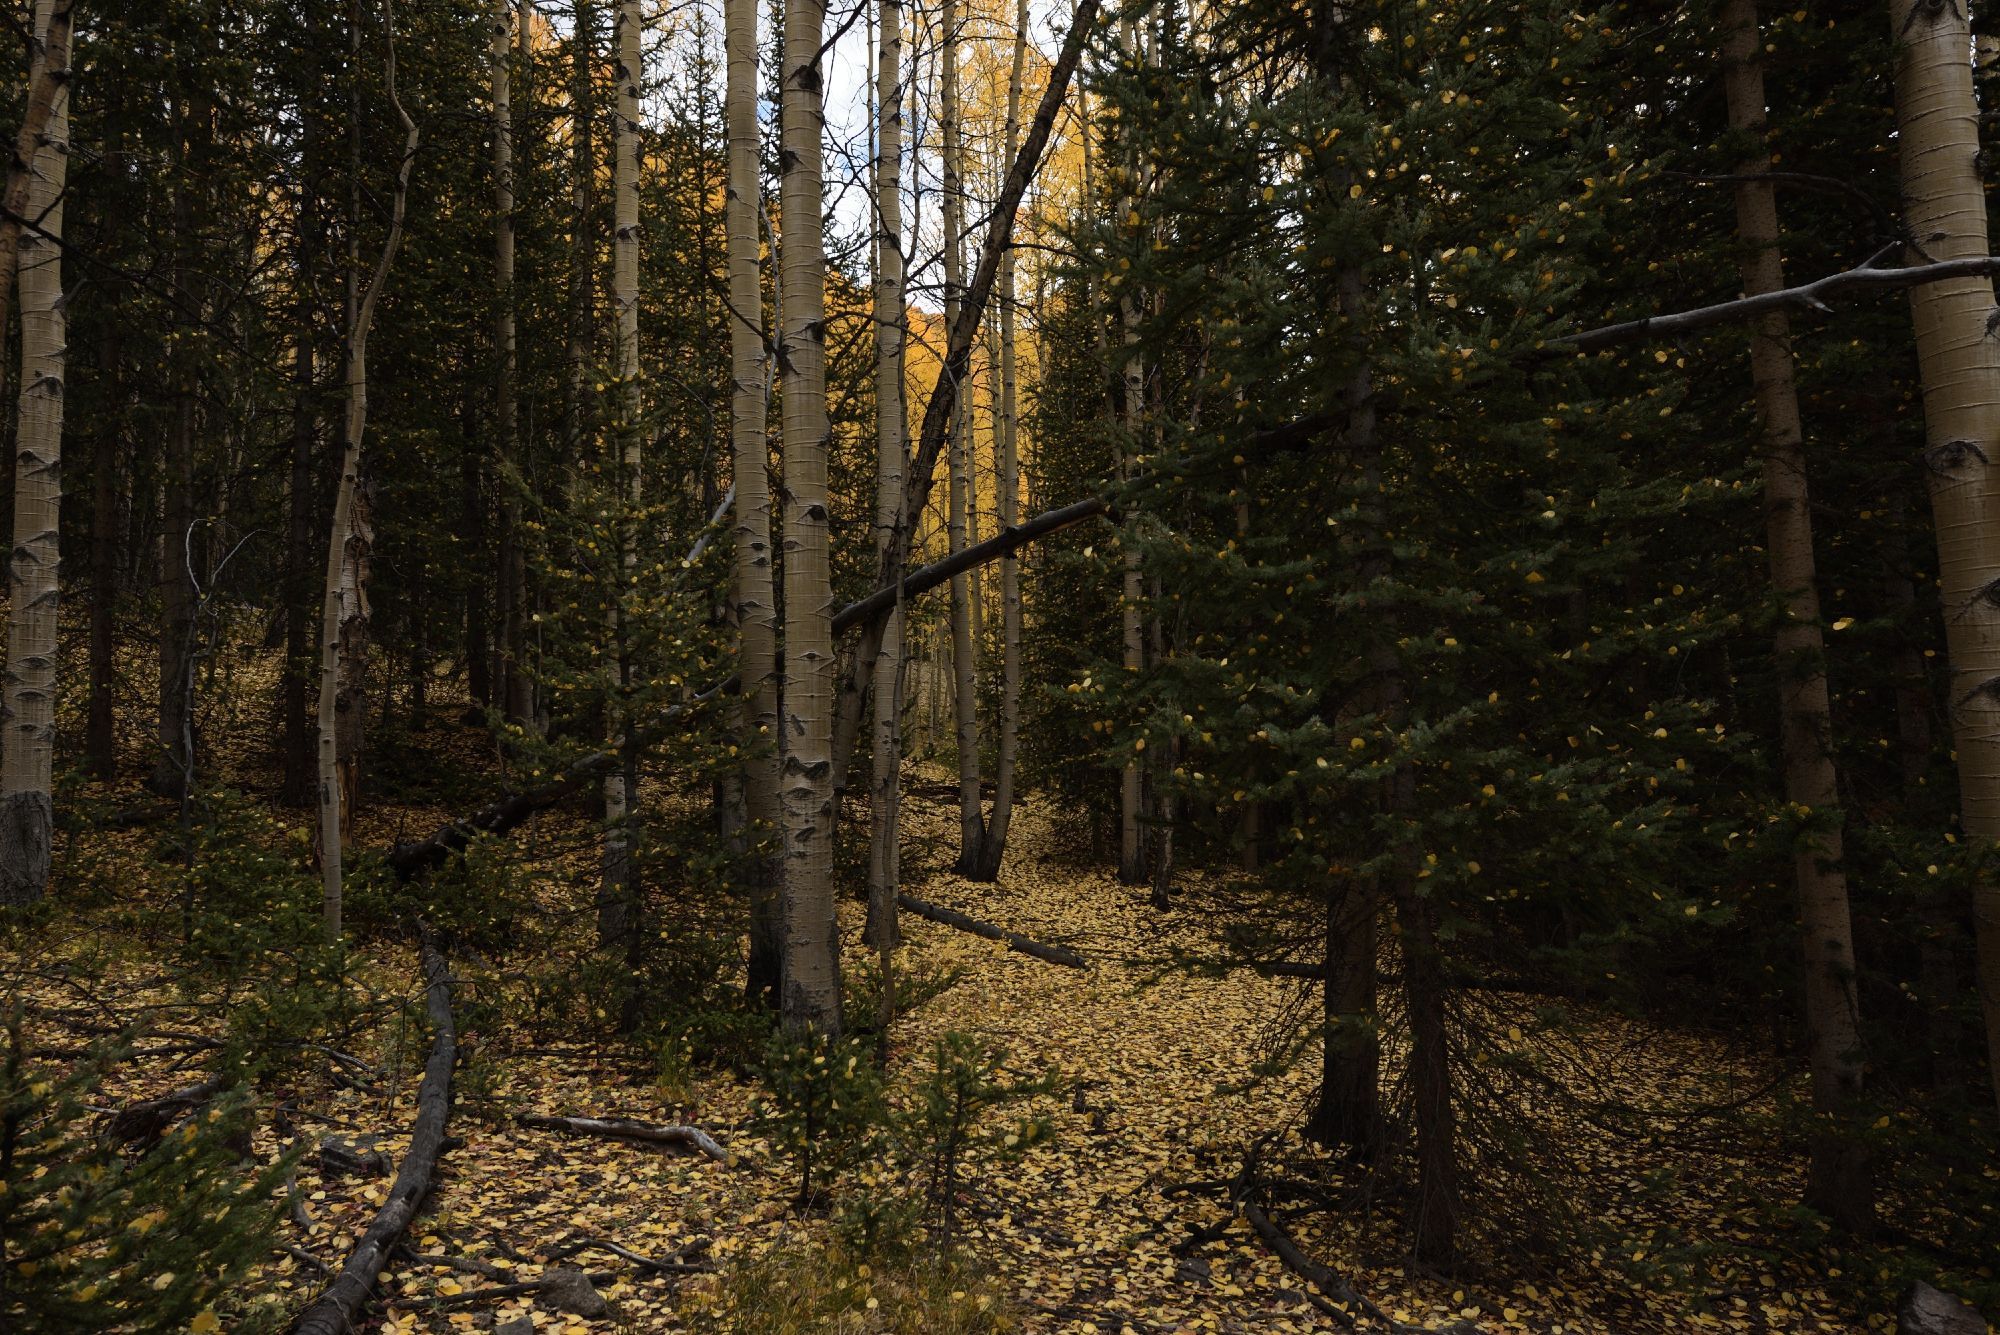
top-left (970, 0), bottom-right (1029, 883)
top-left (1723, 0), bottom-right (1871, 1226)
top-left (1889, 0), bottom-right (2000, 1112)
top-left (0, 0), bottom-right (70, 394)
top-left (726, 0), bottom-right (783, 998)
top-left (778, 0), bottom-right (842, 1034)
top-left (600, 0), bottom-right (645, 951)
top-left (317, 10), bottom-right (418, 943)
top-left (940, 0), bottom-right (985, 878)
top-left (0, 0), bottom-right (68, 905)
top-left (864, 0), bottom-right (908, 947)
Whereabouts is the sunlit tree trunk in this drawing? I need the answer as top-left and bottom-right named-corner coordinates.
top-left (864, 0), bottom-right (908, 947)
top-left (778, 0), bottom-right (842, 1034)
top-left (600, 0), bottom-right (644, 951)
top-left (317, 9), bottom-right (417, 943)
top-left (1888, 0), bottom-right (2000, 1113)
top-left (0, 0), bottom-right (69, 905)
top-left (1722, 0), bottom-right (1871, 1228)
top-left (727, 0), bottom-right (782, 1000)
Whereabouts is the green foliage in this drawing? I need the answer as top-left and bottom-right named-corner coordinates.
top-left (754, 1031), bottom-right (888, 1209)
top-left (0, 1024), bottom-right (288, 1333)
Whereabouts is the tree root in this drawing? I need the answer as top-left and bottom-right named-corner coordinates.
top-left (897, 893), bottom-right (1089, 968)
top-left (516, 1113), bottom-right (734, 1163)
top-left (289, 933), bottom-right (457, 1335)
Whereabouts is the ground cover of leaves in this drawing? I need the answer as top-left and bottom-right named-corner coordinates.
top-left (30, 647), bottom-right (1908, 1334)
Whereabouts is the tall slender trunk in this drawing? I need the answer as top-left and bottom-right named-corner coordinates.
top-left (493, 0), bottom-right (532, 728)
top-left (462, 404), bottom-right (492, 708)
top-left (317, 11), bottom-right (418, 943)
top-left (864, 0), bottom-right (908, 947)
top-left (968, 0), bottom-right (1028, 885)
top-left (727, 0), bottom-right (782, 1000)
top-left (778, 0), bottom-right (842, 1035)
top-left (1722, 0), bottom-right (1871, 1227)
top-left (566, 1), bottom-right (597, 455)
top-left (86, 330), bottom-right (121, 785)
top-left (1888, 0), bottom-right (2000, 1113)
top-left (599, 0), bottom-right (645, 952)
top-left (154, 396), bottom-right (196, 797)
top-left (0, 0), bottom-right (69, 906)
top-left (281, 314), bottom-right (320, 807)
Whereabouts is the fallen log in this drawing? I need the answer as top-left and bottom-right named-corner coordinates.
top-left (290, 935), bottom-right (458, 1335)
top-left (897, 893), bottom-right (1090, 969)
top-left (516, 1113), bottom-right (733, 1163)
top-left (101, 1075), bottom-right (223, 1149)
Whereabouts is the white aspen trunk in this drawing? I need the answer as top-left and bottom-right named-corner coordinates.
top-left (972, 0), bottom-right (1028, 883)
top-left (726, 0), bottom-right (782, 999)
top-left (317, 11), bottom-right (418, 943)
top-left (864, 0), bottom-right (908, 948)
top-left (1889, 0), bottom-right (2000, 1113)
top-left (600, 0), bottom-right (645, 949)
top-left (0, 0), bottom-right (69, 905)
top-left (778, 0), bottom-right (842, 1034)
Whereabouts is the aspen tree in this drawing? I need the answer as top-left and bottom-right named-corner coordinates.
top-left (970, 0), bottom-right (1030, 882)
top-left (0, 0), bottom-right (70, 905)
top-left (726, 0), bottom-right (783, 997)
top-left (600, 0), bottom-right (644, 950)
top-left (1723, 0), bottom-right (1870, 1226)
top-left (1889, 0), bottom-right (2000, 1111)
top-left (940, 0), bottom-right (986, 876)
top-left (778, 0), bottom-right (842, 1033)
top-left (865, 0), bottom-right (909, 946)
top-left (316, 2), bottom-right (418, 942)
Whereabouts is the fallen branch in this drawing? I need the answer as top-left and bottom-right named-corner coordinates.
top-left (1560, 252), bottom-right (2000, 353)
top-left (289, 934), bottom-right (458, 1335)
top-left (897, 893), bottom-right (1090, 969)
top-left (423, 1267), bottom-right (611, 1314)
top-left (101, 1075), bottom-right (223, 1149)
top-left (515, 1113), bottom-right (733, 1163)
top-left (542, 1235), bottom-right (715, 1274)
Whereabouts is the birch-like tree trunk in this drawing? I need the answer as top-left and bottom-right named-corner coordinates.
top-left (0, 0), bottom-right (70, 905)
top-left (1889, 0), bottom-right (2000, 1112)
top-left (969, 0), bottom-right (1028, 883)
top-left (864, 0), bottom-right (908, 947)
top-left (726, 0), bottom-right (782, 999)
top-left (1722, 0), bottom-right (1871, 1227)
top-left (317, 7), bottom-right (418, 943)
top-left (778, 0), bottom-right (842, 1034)
top-left (600, 0), bottom-right (645, 950)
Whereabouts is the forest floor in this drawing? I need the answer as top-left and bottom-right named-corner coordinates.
top-left (27, 662), bottom-right (1930, 1334)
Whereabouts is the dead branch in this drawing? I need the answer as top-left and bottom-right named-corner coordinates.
top-left (515, 1113), bottom-right (734, 1163)
top-left (289, 934), bottom-right (457, 1335)
top-left (897, 893), bottom-right (1090, 969)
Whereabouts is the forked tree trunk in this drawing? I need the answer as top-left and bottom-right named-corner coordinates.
top-left (864, 0), bottom-right (908, 947)
top-left (317, 9), bottom-right (418, 943)
top-left (0, 0), bottom-right (68, 905)
top-left (599, 0), bottom-right (645, 952)
top-left (1888, 0), bottom-right (2000, 1113)
top-left (778, 0), bottom-right (841, 1035)
top-left (1722, 0), bottom-right (1871, 1228)
top-left (726, 0), bottom-right (782, 999)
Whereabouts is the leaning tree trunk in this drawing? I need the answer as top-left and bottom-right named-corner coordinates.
top-left (0, 0), bottom-right (69, 906)
top-left (726, 0), bottom-right (783, 1000)
top-left (1723, 0), bottom-right (1871, 1228)
top-left (777, 0), bottom-right (842, 1035)
top-left (317, 15), bottom-right (418, 944)
top-left (863, 0), bottom-right (908, 949)
top-left (599, 0), bottom-right (646, 953)
top-left (1889, 0), bottom-right (2000, 1113)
